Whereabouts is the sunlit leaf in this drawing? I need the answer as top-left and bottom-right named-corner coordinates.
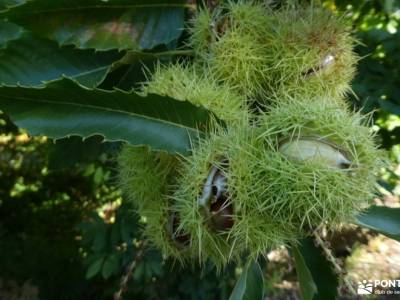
top-left (3, 0), bottom-right (189, 51)
top-left (356, 205), bottom-right (400, 241)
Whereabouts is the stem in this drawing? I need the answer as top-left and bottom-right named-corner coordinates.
top-left (114, 240), bottom-right (148, 300)
top-left (313, 231), bottom-right (357, 296)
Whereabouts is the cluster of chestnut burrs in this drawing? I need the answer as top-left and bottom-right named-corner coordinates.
top-left (118, 2), bottom-right (382, 268)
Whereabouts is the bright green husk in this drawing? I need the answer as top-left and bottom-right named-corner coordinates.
top-left (117, 1), bottom-right (373, 268)
top-left (188, 5), bottom-right (216, 57)
top-left (142, 200), bottom-right (191, 264)
top-left (142, 63), bottom-right (247, 124)
top-left (256, 96), bottom-right (383, 230)
top-left (118, 61), bottom-right (248, 262)
top-left (117, 146), bottom-right (178, 212)
top-left (191, 2), bottom-right (357, 103)
top-left (117, 146), bottom-right (189, 261)
top-left (172, 124), bottom-right (299, 268)
top-left (265, 6), bottom-right (358, 102)
top-left (190, 1), bottom-right (274, 101)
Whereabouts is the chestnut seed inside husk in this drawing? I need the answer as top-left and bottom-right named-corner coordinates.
top-left (166, 212), bottom-right (190, 249)
top-left (197, 159), bottom-right (234, 231)
top-left (209, 195), bottom-right (234, 232)
top-left (303, 54), bottom-right (335, 77)
top-left (279, 137), bottom-right (352, 169)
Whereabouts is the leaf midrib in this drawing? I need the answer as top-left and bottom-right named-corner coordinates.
top-left (69, 65), bottom-right (109, 81)
top-left (1, 94), bottom-right (200, 134)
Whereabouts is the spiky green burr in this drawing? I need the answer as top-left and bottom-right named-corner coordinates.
top-left (264, 5), bottom-right (358, 102)
top-left (117, 146), bottom-right (190, 261)
top-left (117, 146), bottom-right (177, 212)
top-left (116, 1), bottom-right (380, 269)
top-left (142, 63), bottom-right (248, 124)
top-left (190, 2), bottom-right (357, 104)
top-left (172, 124), bottom-right (299, 268)
top-left (256, 96), bottom-right (383, 231)
top-left (118, 62), bottom-right (248, 262)
top-left (190, 1), bottom-right (274, 101)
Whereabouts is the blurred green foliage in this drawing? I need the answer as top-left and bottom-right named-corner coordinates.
top-left (324, 0), bottom-right (400, 194)
top-left (0, 1), bottom-right (399, 299)
top-left (0, 112), bottom-right (237, 299)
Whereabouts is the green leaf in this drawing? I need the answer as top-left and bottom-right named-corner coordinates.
top-left (93, 167), bottom-right (104, 185)
top-left (0, 34), bottom-right (122, 88)
top-left (110, 223), bottom-right (121, 247)
top-left (86, 256), bottom-right (105, 279)
top-left (292, 245), bottom-right (318, 300)
top-left (100, 50), bottom-right (192, 91)
top-left (379, 99), bottom-right (400, 115)
top-left (48, 135), bottom-right (114, 170)
top-left (0, 19), bottom-right (22, 48)
top-left (229, 261), bottom-right (264, 300)
top-left (0, 0), bottom-right (24, 11)
top-left (3, 0), bottom-right (188, 51)
top-left (384, 0), bottom-right (396, 13)
top-left (92, 223), bottom-right (109, 252)
top-left (102, 253), bottom-right (120, 279)
top-left (99, 52), bottom-right (161, 91)
top-left (356, 205), bottom-right (400, 241)
top-left (120, 221), bottom-right (132, 243)
top-left (0, 78), bottom-right (212, 154)
top-left (298, 238), bottom-right (338, 300)
top-left (133, 261), bottom-right (145, 281)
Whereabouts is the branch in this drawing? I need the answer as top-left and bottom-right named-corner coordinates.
top-left (114, 240), bottom-right (149, 300)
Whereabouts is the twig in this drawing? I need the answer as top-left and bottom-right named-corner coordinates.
top-left (313, 230), bottom-right (357, 296)
top-left (114, 240), bottom-right (149, 300)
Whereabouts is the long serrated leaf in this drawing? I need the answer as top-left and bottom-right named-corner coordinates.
top-left (0, 34), bottom-right (123, 88)
top-left (3, 0), bottom-right (189, 51)
top-left (292, 245), bottom-right (318, 300)
top-left (100, 50), bottom-right (192, 91)
top-left (355, 205), bottom-right (400, 241)
top-left (229, 261), bottom-right (264, 300)
top-left (299, 238), bottom-right (338, 300)
top-left (0, 78), bottom-right (211, 154)
top-left (48, 136), bottom-right (115, 170)
top-left (99, 52), bottom-right (162, 91)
